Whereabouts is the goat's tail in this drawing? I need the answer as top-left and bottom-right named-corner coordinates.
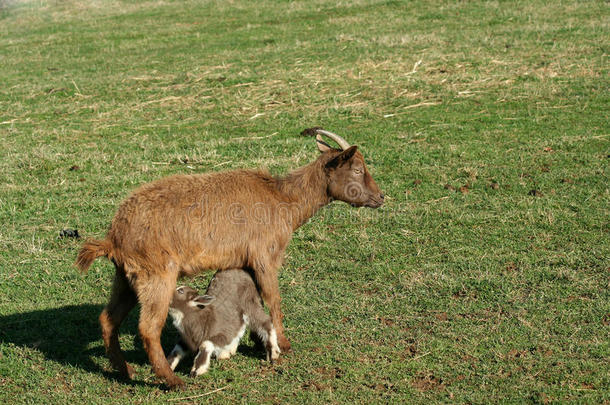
top-left (75, 239), bottom-right (112, 273)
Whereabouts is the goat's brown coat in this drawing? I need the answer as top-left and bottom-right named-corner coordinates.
top-left (76, 140), bottom-right (383, 388)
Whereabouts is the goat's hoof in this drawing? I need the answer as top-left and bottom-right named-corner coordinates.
top-left (166, 377), bottom-right (186, 391)
top-left (278, 336), bottom-right (292, 353)
top-left (125, 364), bottom-right (136, 379)
top-left (118, 363), bottom-right (135, 380)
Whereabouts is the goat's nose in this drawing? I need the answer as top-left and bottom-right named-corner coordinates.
top-left (380, 193), bottom-right (385, 200)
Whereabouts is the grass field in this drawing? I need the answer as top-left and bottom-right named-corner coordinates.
top-left (0, 0), bottom-right (608, 403)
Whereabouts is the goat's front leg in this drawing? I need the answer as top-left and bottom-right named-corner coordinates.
top-left (253, 263), bottom-right (291, 353)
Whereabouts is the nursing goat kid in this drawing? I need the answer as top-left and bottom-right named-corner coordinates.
top-left (76, 128), bottom-right (384, 388)
top-left (166, 269), bottom-right (280, 377)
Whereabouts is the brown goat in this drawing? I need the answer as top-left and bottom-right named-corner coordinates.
top-left (166, 270), bottom-right (280, 377)
top-left (76, 128), bottom-right (383, 388)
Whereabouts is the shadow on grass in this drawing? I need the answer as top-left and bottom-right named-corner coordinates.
top-left (0, 304), bottom-right (272, 384)
top-left (0, 304), bottom-right (158, 387)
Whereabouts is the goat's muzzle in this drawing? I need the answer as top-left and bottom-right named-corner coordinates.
top-left (366, 193), bottom-right (384, 208)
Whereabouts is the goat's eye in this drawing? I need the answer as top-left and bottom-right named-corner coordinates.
top-left (354, 168), bottom-right (363, 175)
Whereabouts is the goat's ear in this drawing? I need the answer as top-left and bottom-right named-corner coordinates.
top-left (191, 295), bottom-right (214, 309)
top-left (325, 145), bottom-right (358, 169)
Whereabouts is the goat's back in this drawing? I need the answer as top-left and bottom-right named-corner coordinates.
top-left (105, 171), bottom-right (292, 275)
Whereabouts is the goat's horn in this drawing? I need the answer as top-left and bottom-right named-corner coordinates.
top-left (315, 134), bottom-right (332, 150)
top-left (314, 129), bottom-right (351, 150)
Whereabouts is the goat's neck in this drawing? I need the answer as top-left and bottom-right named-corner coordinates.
top-left (275, 158), bottom-right (331, 230)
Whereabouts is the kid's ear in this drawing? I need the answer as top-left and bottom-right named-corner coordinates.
top-left (191, 295), bottom-right (214, 309)
top-left (325, 145), bottom-right (358, 169)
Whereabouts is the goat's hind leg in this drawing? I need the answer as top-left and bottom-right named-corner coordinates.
top-left (167, 339), bottom-right (189, 371)
top-left (190, 341), bottom-right (214, 377)
top-left (247, 306), bottom-right (281, 362)
top-left (99, 266), bottom-right (137, 379)
top-left (137, 273), bottom-right (184, 389)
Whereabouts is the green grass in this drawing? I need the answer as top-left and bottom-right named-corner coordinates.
top-left (0, 0), bottom-right (608, 402)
